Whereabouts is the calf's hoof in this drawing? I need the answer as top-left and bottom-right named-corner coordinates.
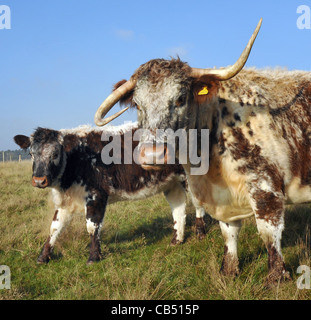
top-left (37, 254), bottom-right (50, 264)
top-left (195, 228), bottom-right (206, 240)
top-left (87, 253), bottom-right (102, 265)
top-left (195, 218), bottom-right (206, 240)
top-left (170, 230), bottom-right (183, 246)
top-left (87, 258), bottom-right (101, 265)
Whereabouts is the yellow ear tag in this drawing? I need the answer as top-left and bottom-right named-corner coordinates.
top-left (198, 86), bottom-right (209, 95)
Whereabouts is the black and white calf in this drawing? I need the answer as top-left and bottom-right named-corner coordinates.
top-left (14, 123), bottom-right (206, 264)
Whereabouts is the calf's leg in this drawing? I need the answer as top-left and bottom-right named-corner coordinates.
top-left (195, 207), bottom-right (206, 239)
top-left (85, 192), bottom-right (107, 264)
top-left (190, 192), bottom-right (207, 239)
top-left (164, 183), bottom-right (187, 245)
top-left (37, 208), bottom-right (72, 264)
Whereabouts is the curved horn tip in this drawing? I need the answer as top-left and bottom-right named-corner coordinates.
top-left (255, 18), bottom-right (263, 33)
top-left (94, 106), bottom-right (129, 127)
top-left (94, 79), bottom-right (136, 127)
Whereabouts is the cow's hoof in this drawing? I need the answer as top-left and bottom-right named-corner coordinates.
top-left (264, 270), bottom-right (291, 288)
top-left (220, 266), bottom-right (240, 277)
top-left (220, 255), bottom-right (240, 277)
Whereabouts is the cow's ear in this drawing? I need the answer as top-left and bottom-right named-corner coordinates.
top-left (63, 134), bottom-right (79, 153)
top-left (113, 79), bottom-right (135, 108)
top-left (14, 135), bottom-right (30, 150)
top-left (192, 77), bottom-right (219, 105)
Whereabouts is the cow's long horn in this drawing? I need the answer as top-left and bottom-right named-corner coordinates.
top-left (190, 18), bottom-right (262, 81)
top-left (94, 79), bottom-right (136, 126)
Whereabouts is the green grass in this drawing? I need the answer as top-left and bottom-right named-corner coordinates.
top-left (0, 161), bottom-right (311, 300)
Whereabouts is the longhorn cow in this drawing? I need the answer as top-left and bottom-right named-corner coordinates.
top-left (95, 19), bottom-right (311, 285)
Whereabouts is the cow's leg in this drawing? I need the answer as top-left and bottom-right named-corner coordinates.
top-left (219, 220), bottom-right (241, 276)
top-left (85, 192), bottom-right (107, 264)
top-left (250, 187), bottom-right (291, 286)
top-left (164, 183), bottom-right (187, 245)
top-left (255, 210), bottom-right (291, 286)
top-left (37, 208), bottom-right (72, 264)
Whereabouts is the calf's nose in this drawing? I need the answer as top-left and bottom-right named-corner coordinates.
top-left (32, 176), bottom-right (49, 188)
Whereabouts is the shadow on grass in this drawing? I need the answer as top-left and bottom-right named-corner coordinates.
top-left (103, 212), bottom-right (215, 248)
top-left (283, 205), bottom-right (311, 248)
top-left (281, 205), bottom-right (311, 271)
top-left (49, 251), bottom-right (64, 262)
top-left (237, 206), bottom-right (311, 275)
top-left (104, 215), bottom-right (174, 246)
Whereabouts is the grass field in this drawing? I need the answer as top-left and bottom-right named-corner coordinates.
top-left (0, 161), bottom-right (311, 300)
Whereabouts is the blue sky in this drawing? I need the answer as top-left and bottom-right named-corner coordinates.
top-left (1, 0), bottom-right (311, 150)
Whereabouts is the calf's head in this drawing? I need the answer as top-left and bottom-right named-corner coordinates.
top-left (95, 19), bottom-right (262, 169)
top-left (14, 128), bottom-right (65, 188)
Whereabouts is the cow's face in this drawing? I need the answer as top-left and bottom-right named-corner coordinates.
top-left (132, 59), bottom-right (217, 167)
top-left (14, 128), bottom-right (65, 188)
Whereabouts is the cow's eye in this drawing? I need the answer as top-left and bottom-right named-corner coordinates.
top-left (176, 95), bottom-right (186, 107)
top-left (53, 152), bottom-right (59, 159)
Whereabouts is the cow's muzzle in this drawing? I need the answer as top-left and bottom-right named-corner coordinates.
top-left (32, 176), bottom-right (50, 188)
top-left (138, 142), bottom-right (174, 170)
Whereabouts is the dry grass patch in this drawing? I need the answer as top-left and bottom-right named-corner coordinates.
top-left (0, 161), bottom-right (311, 300)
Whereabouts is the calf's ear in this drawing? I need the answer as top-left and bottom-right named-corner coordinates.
top-left (14, 135), bottom-right (30, 149)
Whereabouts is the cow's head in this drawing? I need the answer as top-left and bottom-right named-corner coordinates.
top-left (14, 128), bottom-right (65, 188)
top-left (95, 19), bottom-right (262, 169)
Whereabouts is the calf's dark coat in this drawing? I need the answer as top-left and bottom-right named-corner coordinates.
top-left (14, 123), bottom-right (205, 264)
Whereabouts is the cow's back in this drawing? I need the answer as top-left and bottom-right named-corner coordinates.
top-left (191, 68), bottom-right (311, 221)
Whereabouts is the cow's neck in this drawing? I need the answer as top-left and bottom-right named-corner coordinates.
top-left (182, 93), bottom-right (229, 215)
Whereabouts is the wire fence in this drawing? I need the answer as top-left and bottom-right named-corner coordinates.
top-left (1, 150), bottom-right (31, 162)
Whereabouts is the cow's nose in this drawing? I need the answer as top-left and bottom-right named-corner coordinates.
top-left (138, 143), bottom-right (171, 169)
top-left (32, 176), bottom-right (49, 188)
